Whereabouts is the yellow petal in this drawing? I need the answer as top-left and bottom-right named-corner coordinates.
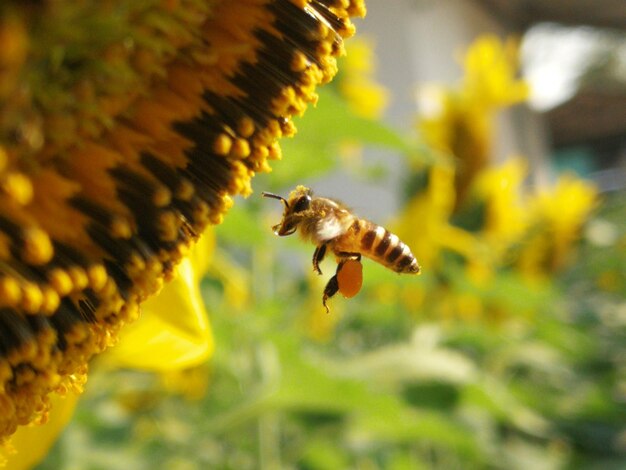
top-left (187, 232), bottom-right (215, 282)
top-left (103, 256), bottom-right (214, 371)
top-left (1, 392), bottom-right (79, 470)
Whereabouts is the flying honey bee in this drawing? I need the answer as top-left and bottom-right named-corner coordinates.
top-left (262, 185), bottom-right (421, 312)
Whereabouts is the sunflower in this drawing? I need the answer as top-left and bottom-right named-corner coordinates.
top-left (416, 35), bottom-right (529, 210)
top-left (0, 0), bottom-right (365, 445)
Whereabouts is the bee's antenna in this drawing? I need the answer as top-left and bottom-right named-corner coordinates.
top-left (262, 191), bottom-right (289, 209)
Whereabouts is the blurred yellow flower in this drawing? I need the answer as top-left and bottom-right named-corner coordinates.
top-left (462, 35), bottom-right (529, 108)
top-left (519, 175), bottom-right (598, 276)
top-left (395, 165), bottom-right (450, 270)
top-left (395, 164), bottom-right (478, 270)
top-left (396, 35), bottom-right (599, 327)
top-left (416, 35), bottom-right (528, 208)
top-left (473, 158), bottom-right (528, 254)
top-left (339, 38), bottom-right (390, 119)
top-left (415, 84), bottom-right (455, 152)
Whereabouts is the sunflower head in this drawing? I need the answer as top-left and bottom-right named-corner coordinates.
top-left (0, 0), bottom-right (365, 444)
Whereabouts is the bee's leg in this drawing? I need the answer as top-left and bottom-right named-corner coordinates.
top-left (312, 243), bottom-right (327, 275)
top-left (322, 273), bottom-right (339, 313)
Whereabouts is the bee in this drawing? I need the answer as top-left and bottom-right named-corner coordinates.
top-left (262, 185), bottom-right (420, 312)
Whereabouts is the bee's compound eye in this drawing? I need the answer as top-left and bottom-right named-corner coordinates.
top-left (337, 259), bottom-right (363, 299)
top-left (292, 194), bottom-right (311, 213)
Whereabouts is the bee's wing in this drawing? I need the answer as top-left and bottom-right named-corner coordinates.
top-left (316, 209), bottom-right (351, 241)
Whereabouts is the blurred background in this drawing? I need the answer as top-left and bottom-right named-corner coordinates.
top-left (38, 0), bottom-right (625, 468)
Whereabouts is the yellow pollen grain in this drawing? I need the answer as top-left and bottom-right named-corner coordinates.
top-left (48, 268), bottom-right (73, 296)
top-left (15, 367), bottom-right (37, 388)
top-left (41, 286), bottom-right (60, 314)
top-left (342, 22), bottom-right (357, 37)
top-left (193, 201), bottom-right (210, 225)
top-left (13, 342), bottom-right (37, 366)
top-left (291, 51), bottom-right (309, 72)
top-left (266, 120), bottom-right (282, 139)
top-left (317, 23), bottom-right (330, 40)
top-left (176, 179), bottom-right (195, 201)
top-left (230, 138), bottom-right (251, 159)
top-left (158, 211), bottom-right (180, 242)
top-left (209, 212), bottom-right (224, 225)
top-left (308, 64), bottom-right (324, 82)
top-left (237, 117), bottom-right (255, 138)
top-left (63, 324), bottom-right (90, 344)
top-left (127, 253), bottom-right (146, 274)
top-left (133, 276), bottom-right (159, 298)
top-left (0, 276), bottom-right (21, 305)
top-left (2, 172), bottom-right (34, 205)
top-left (21, 282), bottom-right (43, 313)
top-left (223, 194), bottom-right (235, 211)
top-left (278, 86), bottom-right (297, 110)
top-left (280, 119), bottom-right (297, 137)
top-left (110, 217), bottom-right (132, 239)
top-left (146, 258), bottom-right (163, 275)
top-left (268, 142), bottom-right (282, 160)
top-left (169, 243), bottom-right (189, 264)
top-left (99, 278), bottom-right (121, 303)
top-left (68, 267), bottom-right (88, 291)
top-left (257, 160), bottom-right (272, 173)
top-left (35, 412), bottom-right (50, 426)
top-left (27, 343), bottom-right (43, 365)
top-left (337, 259), bottom-right (364, 298)
top-left (229, 163), bottom-right (252, 195)
top-left (46, 372), bottom-right (62, 389)
top-left (152, 186), bottom-right (172, 207)
top-left (31, 347), bottom-right (51, 370)
top-left (213, 133), bottom-right (233, 156)
top-left (38, 326), bottom-right (56, 345)
top-left (21, 228), bottom-right (54, 265)
top-left (87, 265), bottom-right (108, 291)
top-left (251, 145), bottom-right (269, 162)
top-left (46, 372), bottom-right (62, 390)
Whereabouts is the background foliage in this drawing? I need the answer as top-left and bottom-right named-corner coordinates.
top-left (37, 37), bottom-right (626, 470)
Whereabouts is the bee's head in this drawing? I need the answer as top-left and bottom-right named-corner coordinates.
top-left (262, 185), bottom-right (312, 236)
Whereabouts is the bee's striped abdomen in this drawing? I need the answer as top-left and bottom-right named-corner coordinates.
top-left (356, 220), bottom-right (420, 274)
